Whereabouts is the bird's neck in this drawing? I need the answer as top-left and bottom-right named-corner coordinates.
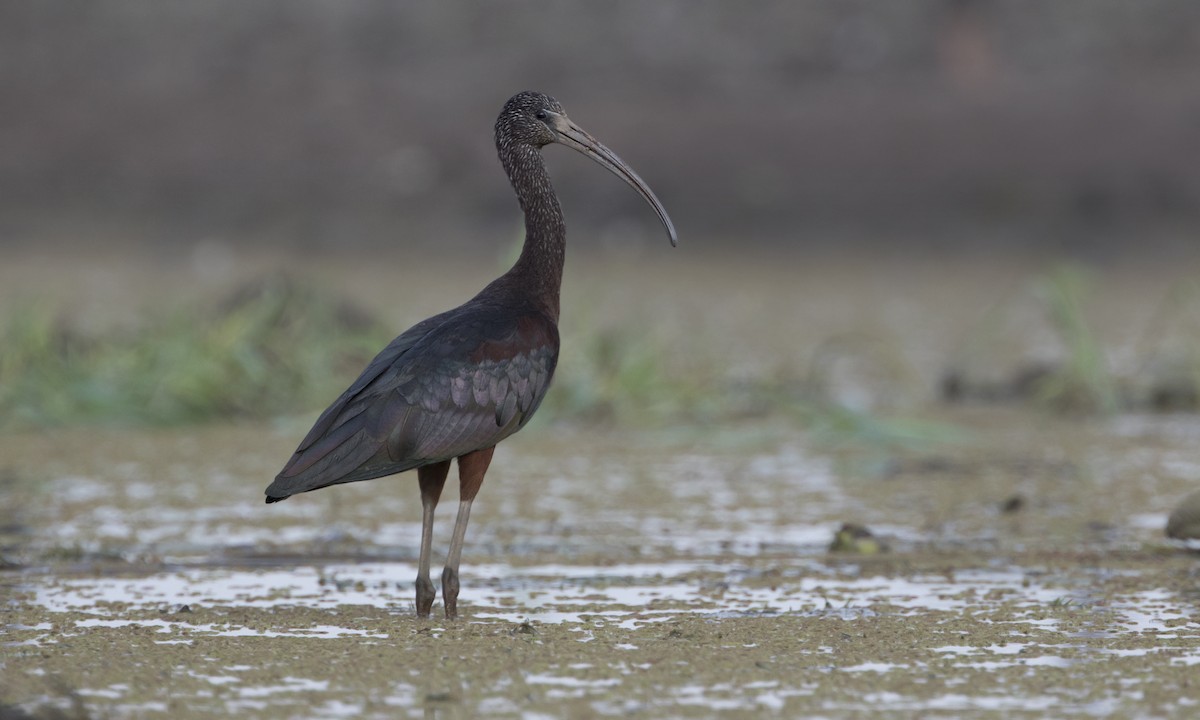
top-left (500, 144), bottom-right (565, 321)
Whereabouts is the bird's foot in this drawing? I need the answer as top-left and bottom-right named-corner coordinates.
top-left (442, 567), bottom-right (460, 620)
top-left (415, 574), bottom-right (437, 618)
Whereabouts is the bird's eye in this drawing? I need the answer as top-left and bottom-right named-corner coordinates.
top-left (535, 110), bottom-right (548, 121)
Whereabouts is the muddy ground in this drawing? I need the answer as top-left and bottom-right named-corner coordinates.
top-left (3, 251), bottom-right (1200, 717)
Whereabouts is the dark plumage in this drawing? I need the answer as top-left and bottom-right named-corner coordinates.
top-left (267, 307), bottom-right (557, 497)
top-left (265, 91), bottom-right (676, 619)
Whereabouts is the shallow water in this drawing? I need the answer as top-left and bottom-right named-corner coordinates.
top-left (4, 408), bottom-right (1200, 718)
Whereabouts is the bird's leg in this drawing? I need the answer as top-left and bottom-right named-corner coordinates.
top-left (442, 446), bottom-right (495, 620)
top-left (415, 460), bottom-right (451, 619)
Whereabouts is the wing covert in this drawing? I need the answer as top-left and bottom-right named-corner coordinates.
top-left (267, 304), bottom-right (558, 501)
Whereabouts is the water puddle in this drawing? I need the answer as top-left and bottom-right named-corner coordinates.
top-left (16, 558), bottom-right (1199, 643)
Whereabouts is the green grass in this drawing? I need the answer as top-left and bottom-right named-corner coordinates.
top-left (542, 321), bottom-right (705, 425)
top-left (1031, 265), bottom-right (1120, 413)
top-left (0, 275), bottom-right (392, 428)
top-left (14, 261), bottom-right (1197, 441)
top-left (943, 263), bottom-right (1189, 415)
top-left (1, 272), bottom-right (955, 467)
top-left (1022, 265), bottom-right (1200, 414)
top-left (2, 270), bottom-right (955, 460)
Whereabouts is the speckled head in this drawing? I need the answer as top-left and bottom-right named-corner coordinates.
top-left (495, 91), bottom-right (565, 149)
top-left (494, 91), bottom-right (678, 247)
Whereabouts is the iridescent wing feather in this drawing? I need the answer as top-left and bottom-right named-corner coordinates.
top-left (265, 304), bottom-right (558, 501)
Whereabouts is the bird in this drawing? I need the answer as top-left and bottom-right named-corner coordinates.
top-left (264, 91), bottom-right (677, 619)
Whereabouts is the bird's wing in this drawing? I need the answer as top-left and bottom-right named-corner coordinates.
top-left (265, 305), bottom-right (558, 501)
top-left (290, 310), bottom-right (453, 457)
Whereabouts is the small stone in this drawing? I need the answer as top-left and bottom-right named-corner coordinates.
top-left (1000, 494), bottom-right (1025, 514)
top-left (829, 523), bottom-right (890, 554)
top-left (1166, 490), bottom-right (1200, 540)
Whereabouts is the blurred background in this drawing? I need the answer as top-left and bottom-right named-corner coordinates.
top-left (4, 0), bottom-right (1199, 259)
top-left (2, 1), bottom-right (1200, 430)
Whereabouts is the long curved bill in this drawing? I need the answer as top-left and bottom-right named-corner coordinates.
top-left (551, 115), bottom-right (678, 247)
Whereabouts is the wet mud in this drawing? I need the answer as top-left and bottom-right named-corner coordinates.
top-left (4, 410), bottom-right (1200, 718)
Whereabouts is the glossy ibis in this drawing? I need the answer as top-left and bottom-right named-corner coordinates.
top-left (265, 91), bottom-right (677, 619)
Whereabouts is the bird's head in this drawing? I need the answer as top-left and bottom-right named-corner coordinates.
top-left (495, 91), bottom-right (565, 148)
top-left (496, 91), bottom-right (677, 247)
